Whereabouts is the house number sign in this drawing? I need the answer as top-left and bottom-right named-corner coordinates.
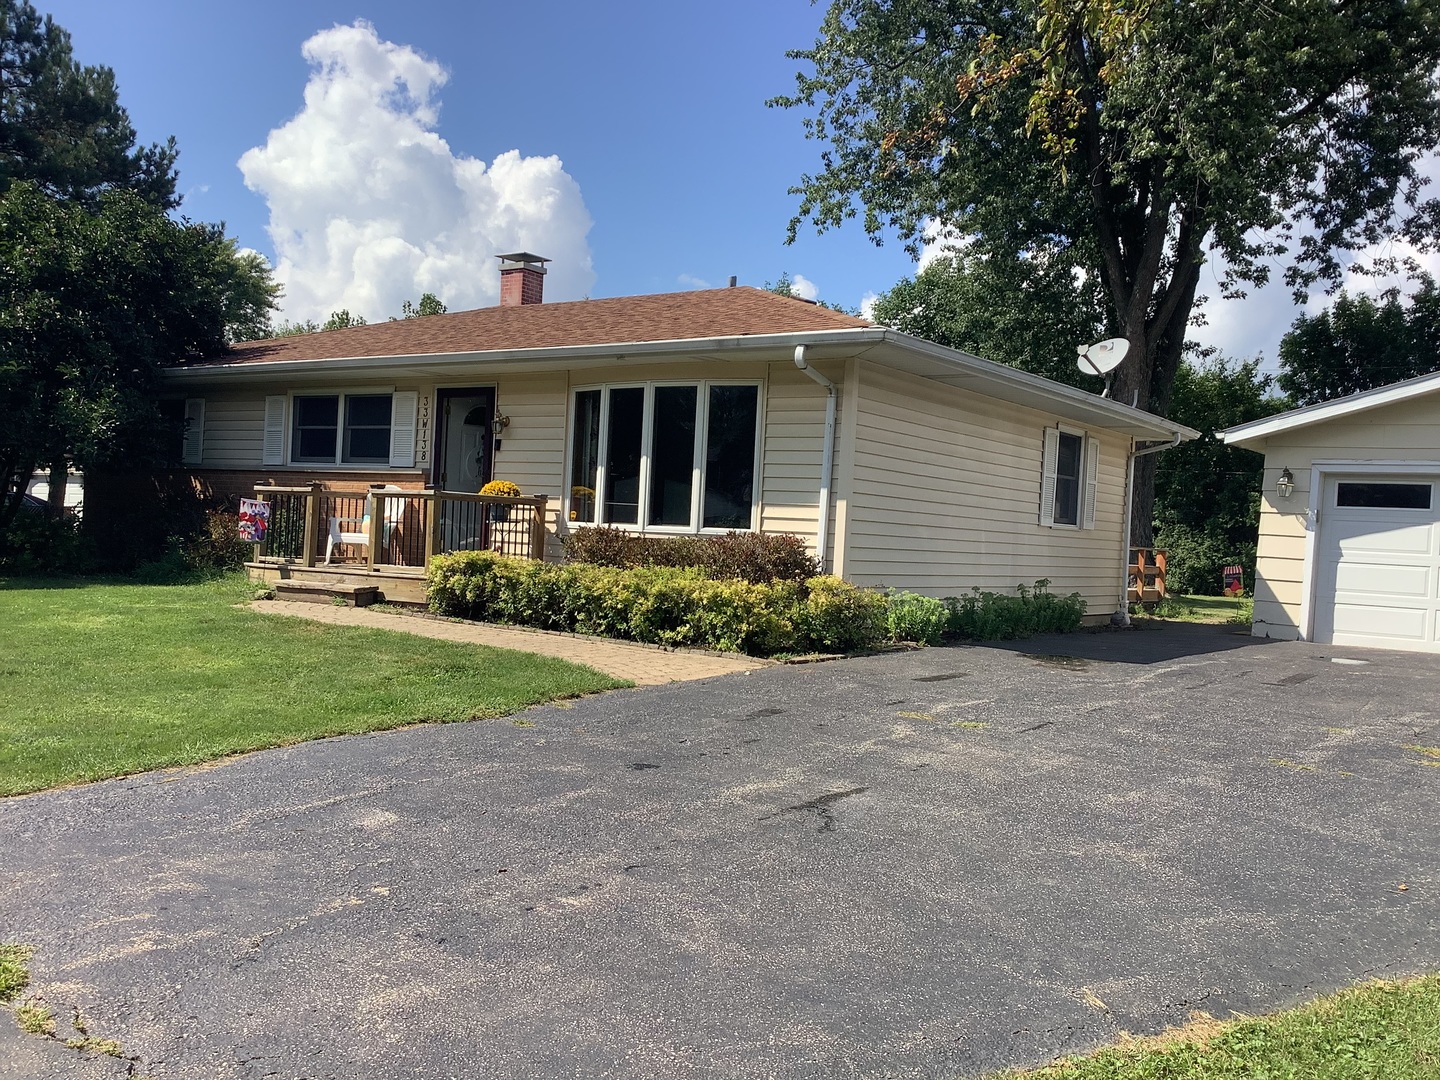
top-left (415, 394), bottom-right (433, 466)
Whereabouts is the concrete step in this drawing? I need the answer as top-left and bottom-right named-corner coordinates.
top-left (273, 580), bottom-right (381, 608)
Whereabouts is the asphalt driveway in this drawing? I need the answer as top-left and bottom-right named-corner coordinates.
top-left (3, 623), bottom-right (1439, 1079)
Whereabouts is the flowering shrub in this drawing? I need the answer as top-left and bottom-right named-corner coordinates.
top-left (479, 479), bottom-right (522, 498)
top-left (944, 580), bottom-right (1086, 640)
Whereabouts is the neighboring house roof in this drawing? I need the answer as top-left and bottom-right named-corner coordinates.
top-left (1222, 369), bottom-right (1440, 449)
top-left (198, 286), bottom-right (870, 367)
top-left (168, 285), bottom-right (1196, 442)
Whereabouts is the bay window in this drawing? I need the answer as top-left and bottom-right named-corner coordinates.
top-left (568, 382), bottom-right (760, 531)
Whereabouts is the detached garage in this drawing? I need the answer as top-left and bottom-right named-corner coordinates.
top-left (1223, 371), bottom-right (1440, 652)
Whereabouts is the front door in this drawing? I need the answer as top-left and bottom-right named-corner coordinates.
top-left (435, 389), bottom-right (495, 492)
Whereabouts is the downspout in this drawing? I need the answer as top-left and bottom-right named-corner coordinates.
top-left (793, 345), bottom-right (837, 572)
top-left (1114, 433), bottom-right (1182, 626)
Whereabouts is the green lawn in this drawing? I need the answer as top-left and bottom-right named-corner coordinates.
top-left (1140, 594), bottom-right (1252, 625)
top-left (994, 976), bottom-right (1440, 1079)
top-left (0, 575), bottom-right (625, 796)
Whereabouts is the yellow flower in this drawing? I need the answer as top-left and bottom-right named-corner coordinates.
top-left (480, 479), bottom-right (522, 497)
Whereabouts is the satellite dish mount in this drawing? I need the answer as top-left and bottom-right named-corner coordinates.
top-left (1076, 338), bottom-right (1130, 398)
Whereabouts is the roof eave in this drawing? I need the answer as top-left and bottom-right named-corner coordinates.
top-left (1221, 369), bottom-right (1440, 448)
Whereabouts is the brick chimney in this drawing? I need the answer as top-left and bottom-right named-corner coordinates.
top-left (497, 252), bottom-right (549, 306)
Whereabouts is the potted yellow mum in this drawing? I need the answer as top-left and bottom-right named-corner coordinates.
top-left (480, 479), bottom-right (522, 522)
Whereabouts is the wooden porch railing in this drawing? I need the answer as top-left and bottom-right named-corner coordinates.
top-left (1128, 547), bottom-right (1168, 604)
top-left (252, 483), bottom-right (548, 570)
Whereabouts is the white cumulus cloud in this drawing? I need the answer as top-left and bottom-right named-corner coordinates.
top-left (859, 291), bottom-right (880, 320)
top-left (789, 273), bottom-right (821, 301)
top-left (239, 20), bottom-right (595, 324)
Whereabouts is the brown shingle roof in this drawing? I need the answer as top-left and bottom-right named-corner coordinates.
top-left (206, 286), bottom-right (871, 366)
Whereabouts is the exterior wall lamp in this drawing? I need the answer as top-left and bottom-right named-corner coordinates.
top-left (1276, 467), bottom-right (1295, 499)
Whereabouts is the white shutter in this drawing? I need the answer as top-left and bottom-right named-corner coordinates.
top-left (262, 395), bottom-right (286, 466)
top-left (389, 391), bottom-right (418, 468)
top-left (181, 398), bottom-right (205, 465)
top-left (1039, 427), bottom-right (1059, 527)
top-left (1082, 435), bottom-right (1100, 530)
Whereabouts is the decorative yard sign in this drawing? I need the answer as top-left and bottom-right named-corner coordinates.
top-left (1223, 564), bottom-right (1244, 596)
top-left (238, 498), bottom-right (270, 543)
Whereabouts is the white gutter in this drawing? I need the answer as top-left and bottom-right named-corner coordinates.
top-left (1114, 434), bottom-right (1182, 627)
top-left (793, 344), bottom-right (837, 573)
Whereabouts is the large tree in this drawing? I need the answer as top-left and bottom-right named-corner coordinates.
top-left (1278, 281), bottom-right (1440, 406)
top-left (0, 0), bottom-right (278, 538)
top-left (775, 0), bottom-right (1440, 542)
top-left (869, 249), bottom-right (1107, 387)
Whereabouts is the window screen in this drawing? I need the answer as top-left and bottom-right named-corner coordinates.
top-left (292, 395), bottom-right (339, 462)
top-left (1053, 432), bottom-right (1083, 526)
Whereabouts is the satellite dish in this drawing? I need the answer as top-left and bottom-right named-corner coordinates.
top-left (1076, 338), bottom-right (1129, 397)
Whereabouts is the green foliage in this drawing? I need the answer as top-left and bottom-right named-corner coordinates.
top-left (885, 591), bottom-right (948, 644)
top-left (944, 580), bottom-right (1087, 641)
top-left (0, 0), bottom-right (178, 208)
top-left (562, 527), bottom-right (819, 584)
top-left (1279, 282), bottom-right (1440, 407)
top-left (1153, 353), bottom-right (1286, 592)
top-left (321, 309), bottom-right (366, 331)
top-left (401, 292), bottom-right (448, 318)
top-left (994, 975), bottom-right (1440, 1079)
top-left (272, 318), bottom-right (321, 338)
top-left (177, 510), bottom-right (253, 574)
top-left (428, 551), bottom-right (887, 655)
top-left (0, 510), bottom-right (94, 575)
top-left (869, 250), bottom-right (1109, 388)
top-left (0, 575), bottom-right (622, 796)
top-left (1155, 522), bottom-right (1255, 598)
top-left (0, 943), bottom-right (32, 1003)
top-left (775, 0), bottom-right (1440, 538)
top-left (763, 271), bottom-right (859, 315)
top-left (0, 1), bottom-right (279, 545)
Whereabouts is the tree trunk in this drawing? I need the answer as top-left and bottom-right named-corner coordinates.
top-left (46, 457), bottom-right (68, 515)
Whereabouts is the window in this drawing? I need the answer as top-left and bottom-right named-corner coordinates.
top-left (292, 396), bottom-right (340, 463)
top-left (1336, 481), bottom-right (1433, 510)
top-left (1053, 431), bottom-right (1083, 527)
top-left (1041, 427), bottom-right (1097, 529)
top-left (342, 395), bottom-right (392, 463)
top-left (568, 382), bottom-right (761, 531)
top-left (290, 393), bottom-right (395, 465)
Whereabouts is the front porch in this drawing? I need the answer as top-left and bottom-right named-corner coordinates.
top-left (246, 482), bottom-right (551, 606)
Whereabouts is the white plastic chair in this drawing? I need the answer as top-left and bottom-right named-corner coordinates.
top-left (325, 486), bottom-right (405, 564)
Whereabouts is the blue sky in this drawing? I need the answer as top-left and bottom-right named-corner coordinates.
top-left (41, 1), bottom-right (1435, 360)
top-left (43, 0), bottom-right (922, 320)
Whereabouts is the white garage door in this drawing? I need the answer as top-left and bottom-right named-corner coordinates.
top-left (1313, 475), bottom-right (1440, 652)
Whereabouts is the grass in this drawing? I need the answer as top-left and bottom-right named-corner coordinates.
top-left (0, 574), bottom-right (626, 796)
top-left (992, 975), bottom-right (1440, 1079)
top-left (1139, 594), bottom-right (1253, 626)
top-left (0, 944), bottom-right (31, 1002)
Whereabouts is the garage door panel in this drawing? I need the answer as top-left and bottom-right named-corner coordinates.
top-left (1331, 603), bottom-right (1429, 643)
top-left (1313, 474), bottom-right (1440, 653)
top-left (1329, 522), bottom-right (1434, 556)
top-left (1332, 561), bottom-right (1431, 598)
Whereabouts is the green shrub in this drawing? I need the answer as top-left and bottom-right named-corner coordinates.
top-left (179, 510), bottom-right (253, 572)
top-left (561, 527), bottom-right (818, 583)
top-left (1156, 522), bottom-right (1255, 596)
top-left (427, 551), bottom-right (882, 656)
top-left (796, 575), bottom-right (889, 652)
top-left (943, 580), bottom-right (1086, 641)
top-left (886, 591), bottom-right (948, 644)
top-left (0, 511), bottom-right (95, 575)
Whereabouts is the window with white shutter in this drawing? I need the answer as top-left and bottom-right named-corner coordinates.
top-left (389, 391), bottom-right (418, 468)
top-left (1082, 436), bottom-right (1100, 530)
top-left (262, 395), bottom-right (287, 466)
top-left (181, 398), bottom-right (205, 465)
top-left (1039, 427), bottom-right (1059, 527)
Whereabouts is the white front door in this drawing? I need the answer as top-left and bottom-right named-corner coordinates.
top-left (1312, 474), bottom-right (1440, 652)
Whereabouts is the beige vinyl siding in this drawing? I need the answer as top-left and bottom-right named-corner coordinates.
top-left (489, 373), bottom-right (569, 556)
top-left (759, 360), bottom-right (841, 563)
top-left (843, 361), bottom-right (1129, 615)
top-left (1250, 393), bottom-right (1440, 640)
top-left (200, 394), bottom-right (266, 468)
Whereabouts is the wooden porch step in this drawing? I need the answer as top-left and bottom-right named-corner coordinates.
top-left (273, 580), bottom-right (381, 608)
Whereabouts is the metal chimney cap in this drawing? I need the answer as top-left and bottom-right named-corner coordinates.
top-left (495, 252), bottom-right (551, 272)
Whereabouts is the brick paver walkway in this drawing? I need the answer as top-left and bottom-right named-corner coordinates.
top-left (248, 600), bottom-right (768, 685)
